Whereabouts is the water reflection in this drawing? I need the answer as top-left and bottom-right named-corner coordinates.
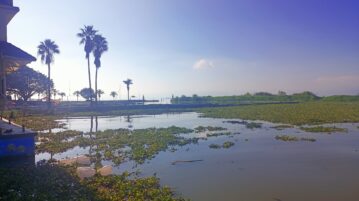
top-left (125, 115), bottom-right (133, 129)
top-left (83, 115), bottom-right (133, 132)
top-left (90, 116), bottom-right (93, 134)
top-left (50, 113), bottom-right (359, 201)
top-left (87, 116), bottom-right (103, 168)
top-left (95, 116), bottom-right (98, 132)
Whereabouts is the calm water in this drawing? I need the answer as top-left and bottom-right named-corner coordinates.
top-left (37, 112), bottom-right (359, 201)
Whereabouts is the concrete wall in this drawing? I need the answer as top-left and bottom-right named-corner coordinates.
top-left (0, 134), bottom-right (36, 157)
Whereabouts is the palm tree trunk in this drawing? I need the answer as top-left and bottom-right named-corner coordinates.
top-left (47, 63), bottom-right (51, 108)
top-left (77, 95), bottom-right (78, 101)
top-left (87, 56), bottom-right (92, 103)
top-left (95, 67), bottom-right (98, 103)
top-left (127, 87), bottom-right (130, 101)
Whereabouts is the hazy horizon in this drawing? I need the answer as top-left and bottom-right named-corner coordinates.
top-left (8, 0), bottom-right (359, 100)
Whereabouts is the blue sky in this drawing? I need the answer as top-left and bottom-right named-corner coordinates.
top-left (8, 0), bottom-right (359, 100)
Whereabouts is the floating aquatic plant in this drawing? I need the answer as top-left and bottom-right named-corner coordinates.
top-left (194, 126), bottom-right (227, 133)
top-left (209, 141), bottom-right (235, 149)
top-left (209, 144), bottom-right (221, 149)
top-left (275, 135), bottom-right (316, 142)
top-left (271, 124), bottom-right (294, 130)
top-left (300, 126), bottom-right (347, 133)
top-left (222, 141), bottom-right (235, 148)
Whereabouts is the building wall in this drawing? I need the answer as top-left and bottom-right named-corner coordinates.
top-left (0, 23), bottom-right (6, 41)
top-left (0, 0), bottom-right (18, 41)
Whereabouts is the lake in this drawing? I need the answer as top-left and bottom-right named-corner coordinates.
top-left (36, 112), bottom-right (359, 201)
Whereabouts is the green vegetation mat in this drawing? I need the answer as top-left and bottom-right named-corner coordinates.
top-left (199, 101), bottom-right (359, 125)
top-left (37, 126), bottom-right (197, 165)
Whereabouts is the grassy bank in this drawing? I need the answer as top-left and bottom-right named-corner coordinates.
top-left (0, 162), bottom-right (186, 201)
top-left (199, 101), bottom-right (359, 125)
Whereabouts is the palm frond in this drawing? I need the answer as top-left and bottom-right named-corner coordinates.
top-left (37, 39), bottom-right (60, 65)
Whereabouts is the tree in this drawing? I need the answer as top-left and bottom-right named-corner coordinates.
top-left (77, 25), bottom-right (97, 104)
top-left (58, 92), bottom-right (66, 101)
top-left (73, 90), bottom-right (80, 101)
top-left (7, 66), bottom-right (53, 101)
top-left (123, 79), bottom-right (133, 101)
top-left (93, 34), bottom-right (108, 103)
top-left (80, 88), bottom-right (95, 101)
top-left (254, 92), bottom-right (273, 96)
top-left (278, 91), bottom-right (287, 96)
top-left (97, 89), bottom-right (104, 101)
top-left (37, 39), bottom-right (60, 106)
top-left (110, 91), bottom-right (118, 100)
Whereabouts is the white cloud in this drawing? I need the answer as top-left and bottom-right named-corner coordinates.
top-left (193, 59), bottom-right (214, 70)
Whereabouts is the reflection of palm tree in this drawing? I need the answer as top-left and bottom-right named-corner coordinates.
top-left (123, 79), bottom-right (133, 101)
top-left (89, 116), bottom-right (94, 162)
top-left (97, 89), bottom-right (104, 101)
top-left (95, 116), bottom-right (98, 132)
top-left (125, 115), bottom-right (133, 129)
top-left (89, 116), bottom-right (94, 154)
top-left (110, 91), bottom-right (117, 100)
top-left (90, 116), bottom-right (94, 134)
top-left (77, 25), bottom-right (97, 104)
top-left (93, 34), bottom-right (108, 103)
top-left (73, 91), bottom-right (80, 101)
top-left (37, 39), bottom-right (60, 107)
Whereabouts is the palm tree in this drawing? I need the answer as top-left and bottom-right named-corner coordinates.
top-left (110, 91), bottom-right (118, 100)
top-left (37, 39), bottom-right (60, 107)
top-left (77, 25), bottom-right (97, 103)
top-left (73, 90), bottom-right (80, 101)
top-left (123, 79), bottom-right (133, 101)
top-left (93, 34), bottom-right (108, 103)
top-left (52, 89), bottom-right (59, 99)
top-left (97, 89), bottom-right (104, 101)
top-left (58, 92), bottom-right (66, 101)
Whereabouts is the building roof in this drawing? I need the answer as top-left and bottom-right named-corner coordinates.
top-left (0, 41), bottom-right (36, 68)
top-left (0, 0), bottom-right (14, 6)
